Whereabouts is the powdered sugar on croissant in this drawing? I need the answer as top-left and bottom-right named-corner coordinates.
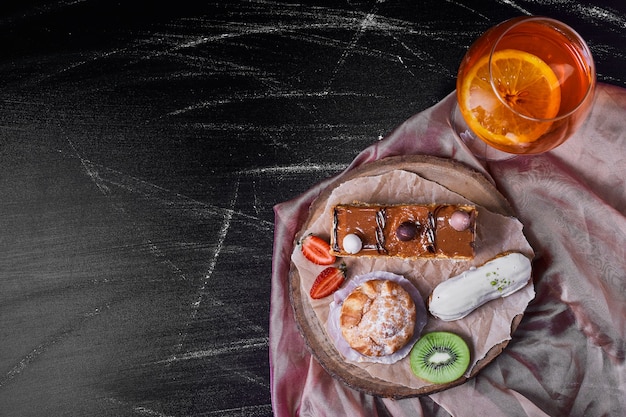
top-left (340, 279), bottom-right (416, 357)
top-left (327, 271), bottom-right (427, 364)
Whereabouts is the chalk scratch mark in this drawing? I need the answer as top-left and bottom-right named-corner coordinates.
top-left (190, 121), bottom-right (368, 131)
top-left (237, 162), bottom-right (348, 176)
top-left (0, 305), bottom-right (109, 388)
top-left (205, 297), bottom-right (265, 334)
top-left (158, 337), bottom-right (268, 364)
top-left (202, 404), bottom-right (273, 417)
top-left (494, 0), bottom-right (532, 15)
top-left (172, 176), bottom-right (240, 355)
top-left (107, 396), bottom-right (273, 417)
top-left (0, 0), bottom-right (90, 25)
top-left (325, 6), bottom-right (379, 94)
top-left (389, 34), bottom-right (455, 78)
top-left (229, 368), bottom-right (271, 390)
top-left (146, 240), bottom-right (188, 281)
top-left (251, 179), bottom-right (261, 217)
top-left (105, 397), bottom-right (177, 417)
top-left (164, 90), bottom-right (382, 118)
top-left (444, 0), bottom-right (493, 22)
top-left (191, 175), bottom-right (238, 313)
top-left (573, 3), bottom-right (626, 30)
top-left (67, 138), bottom-right (110, 195)
top-left (0, 339), bottom-right (57, 388)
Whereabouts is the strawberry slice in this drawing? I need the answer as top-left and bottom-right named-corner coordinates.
top-left (301, 234), bottom-right (335, 265)
top-left (310, 263), bottom-right (347, 299)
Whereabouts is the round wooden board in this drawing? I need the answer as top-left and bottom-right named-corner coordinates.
top-left (289, 154), bottom-right (524, 399)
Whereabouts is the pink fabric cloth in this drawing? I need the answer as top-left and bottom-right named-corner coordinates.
top-left (270, 83), bottom-right (626, 417)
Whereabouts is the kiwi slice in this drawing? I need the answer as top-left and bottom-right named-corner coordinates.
top-left (409, 331), bottom-right (470, 384)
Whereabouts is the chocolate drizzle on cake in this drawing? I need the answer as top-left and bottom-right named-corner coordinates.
top-left (375, 208), bottom-right (387, 254)
top-left (426, 211), bottom-right (436, 253)
top-left (332, 208), bottom-right (340, 252)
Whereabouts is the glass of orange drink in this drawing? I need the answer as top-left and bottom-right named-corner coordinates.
top-left (451, 16), bottom-right (596, 160)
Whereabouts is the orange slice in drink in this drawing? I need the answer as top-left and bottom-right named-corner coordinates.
top-left (459, 49), bottom-right (561, 145)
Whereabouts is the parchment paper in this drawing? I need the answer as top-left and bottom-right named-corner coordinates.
top-left (290, 169), bottom-right (535, 389)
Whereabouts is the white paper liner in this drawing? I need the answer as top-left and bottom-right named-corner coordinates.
top-left (327, 271), bottom-right (428, 364)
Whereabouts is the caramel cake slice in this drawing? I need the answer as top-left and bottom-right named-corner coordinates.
top-left (330, 203), bottom-right (477, 259)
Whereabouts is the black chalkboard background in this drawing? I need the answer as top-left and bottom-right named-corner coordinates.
top-left (1, 1), bottom-right (624, 416)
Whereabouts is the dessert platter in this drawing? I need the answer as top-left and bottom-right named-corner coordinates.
top-left (288, 154), bottom-right (535, 398)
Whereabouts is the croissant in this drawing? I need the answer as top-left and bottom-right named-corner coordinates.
top-left (340, 279), bottom-right (416, 357)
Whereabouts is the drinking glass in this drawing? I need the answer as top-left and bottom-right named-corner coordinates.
top-left (450, 16), bottom-right (596, 161)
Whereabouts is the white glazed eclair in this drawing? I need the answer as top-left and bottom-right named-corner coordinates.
top-left (428, 252), bottom-right (532, 321)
